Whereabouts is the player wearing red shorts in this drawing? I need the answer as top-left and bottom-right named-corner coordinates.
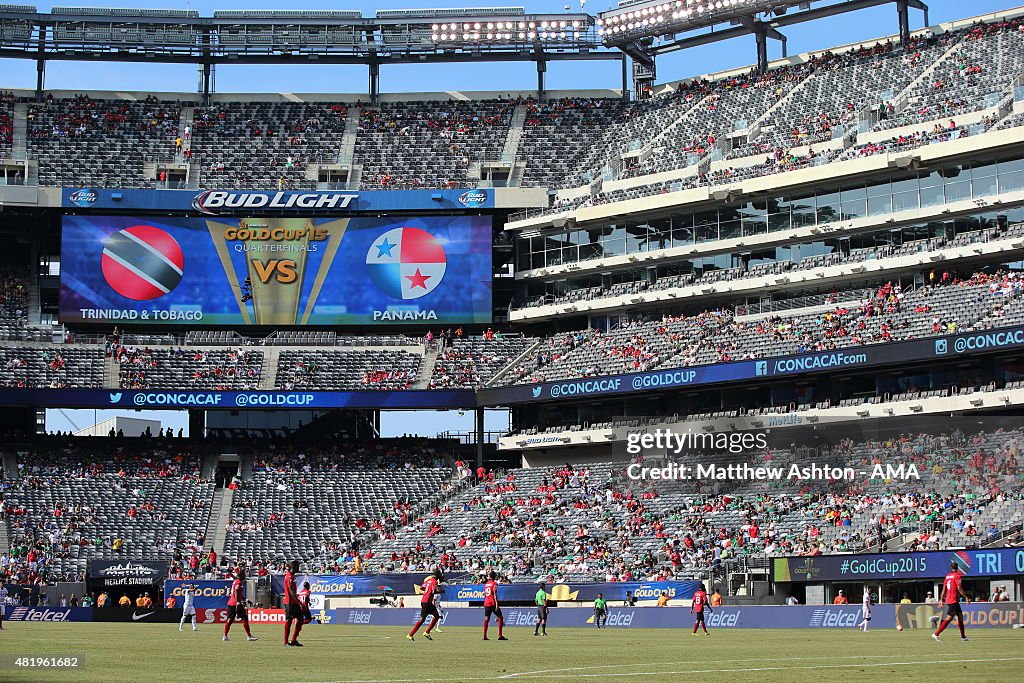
top-left (482, 571), bottom-right (507, 641)
top-left (283, 560), bottom-right (304, 647)
top-left (933, 560), bottom-right (970, 642)
top-left (691, 584), bottom-right (712, 636)
top-left (223, 566), bottom-right (258, 642)
top-left (408, 569), bottom-right (443, 641)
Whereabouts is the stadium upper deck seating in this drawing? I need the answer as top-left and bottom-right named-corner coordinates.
top-left (27, 95), bottom-right (180, 188)
top-left (191, 101), bottom-right (349, 190)
top-left (0, 91), bottom-right (14, 160)
top-left (354, 99), bottom-right (513, 189)
top-left (11, 15), bottom-right (1024, 197)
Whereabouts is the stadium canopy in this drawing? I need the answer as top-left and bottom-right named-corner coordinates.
top-left (597, 0), bottom-right (928, 83)
top-left (0, 6), bottom-right (622, 102)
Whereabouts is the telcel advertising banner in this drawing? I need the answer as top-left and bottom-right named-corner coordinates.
top-left (60, 214), bottom-right (492, 325)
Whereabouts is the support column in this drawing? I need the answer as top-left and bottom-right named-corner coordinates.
top-left (475, 408), bottom-right (485, 469)
top-left (369, 62), bottom-right (380, 106)
top-left (188, 409), bottom-right (205, 438)
top-left (897, 0), bottom-right (911, 47)
top-left (536, 59), bottom-right (546, 101)
top-left (35, 24), bottom-right (46, 102)
top-left (201, 62), bottom-right (212, 106)
top-left (620, 55), bottom-right (629, 102)
top-left (35, 60), bottom-right (45, 101)
top-left (755, 26), bottom-right (768, 74)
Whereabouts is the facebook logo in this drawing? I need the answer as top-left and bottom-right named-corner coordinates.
top-left (755, 361), bottom-right (768, 377)
top-left (934, 339), bottom-right (948, 355)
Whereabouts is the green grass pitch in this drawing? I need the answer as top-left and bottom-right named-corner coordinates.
top-left (1, 623), bottom-right (1022, 682)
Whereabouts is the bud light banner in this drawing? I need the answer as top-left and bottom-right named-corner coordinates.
top-left (164, 580), bottom-right (232, 609)
top-left (62, 187), bottom-right (496, 213)
top-left (60, 214), bottom-right (492, 326)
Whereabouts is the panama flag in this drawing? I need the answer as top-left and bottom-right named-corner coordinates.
top-left (365, 227), bottom-right (447, 300)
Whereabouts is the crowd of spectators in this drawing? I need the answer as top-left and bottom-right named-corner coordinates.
top-left (362, 428), bottom-right (1022, 581)
top-left (505, 267), bottom-right (1024, 385)
top-left (0, 91), bottom-right (14, 150)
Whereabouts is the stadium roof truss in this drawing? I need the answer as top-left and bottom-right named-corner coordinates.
top-left (0, 6), bottom-right (625, 102)
top-left (599, 0), bottom-right (928, 82)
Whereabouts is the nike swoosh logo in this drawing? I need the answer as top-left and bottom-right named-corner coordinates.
top-left (132, 611), bottom-right (155, 620)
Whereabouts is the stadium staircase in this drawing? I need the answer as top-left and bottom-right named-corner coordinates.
top-left (483, 337), bottom-right (542, 387)
top-left (628, 89), bottom-right (719, 174)
top-left (0, 451), bottom-right (13, 556)
top-left (412, 343), bottom-right (440, 389)
top-left (0, 514), bottom-right (8, 560)
top-left (258, 347), bottom-right (279, 390)
top-left (11, 101), bottom-right (27, 160)
top-left (886, 31), bottom-right (968, 119)
top-left (337, 106), bottom-right (360, 173)
top-left (734, 70), bottom-right (818, 155)
top-left (1, 450), bottom-right (16, 478)
top-left (103, 354), bottom-right (119, 388)
top-left (502, 103), bottom-right (527, 161)
top-left (177, 106), bottom-right (195, 163)
top-left (207, 487), bottom-right (234, 557)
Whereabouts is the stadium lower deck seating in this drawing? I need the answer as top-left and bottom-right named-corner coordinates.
top-left (2, 425), bottom-right (1021, 584)
top-left (364, 429), bottom-right (1024, 582)
top-left (2, 440), bottom-right (210, 582)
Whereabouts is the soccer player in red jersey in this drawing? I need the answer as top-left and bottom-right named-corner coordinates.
top-left (223, 566), bottom-right (258, 642)
top-left (933, 560), bottom-right (970, 642)
top-left (408, 569), bottom-right (443, 641)
top-left (691, 584), bottom-right (712, 636)
top-left (482, 571), bottom-right (507, 641)
top-left (283, 560), bottom-right (304, 647)
top-left (299, 581), bottom-right (313, 625)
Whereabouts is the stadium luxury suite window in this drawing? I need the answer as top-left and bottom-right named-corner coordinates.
top-left (516, 156), bottom-right (1024, 273)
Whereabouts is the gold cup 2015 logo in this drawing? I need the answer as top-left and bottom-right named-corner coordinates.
top-left (207, 218), bottom-right (349, 325)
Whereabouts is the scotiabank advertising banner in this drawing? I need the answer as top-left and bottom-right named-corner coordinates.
top-left (60, 214), bottom-right (493, 326)
top-left (196, 608), bottom-right (330, 625)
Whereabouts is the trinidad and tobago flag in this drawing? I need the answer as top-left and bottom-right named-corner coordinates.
top-left (365, 227), bottom-right (447, 300)
top-left (101, 225), bottom-right (184, 300)
top-left (951, 550), bottom-right (972, 573)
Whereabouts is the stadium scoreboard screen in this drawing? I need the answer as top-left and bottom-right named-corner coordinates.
top-left (59, 213), bottom-right (493, 326)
